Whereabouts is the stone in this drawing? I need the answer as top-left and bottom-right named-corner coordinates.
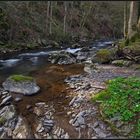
top-left (0, 105), bottom-right (16, 123)
top-left (48, 51), bottom-right (76, 65)
top-left (2, 75), bottom-right (40, 95)
top-left (35, 102), bottom-right (46, 107)
top-left (34, 133), bottom-right (41, 139)
top-left (112, 60), bottom-right (133, 67)
top-left (0, 95), bottom-right (12, 106)
top-left (67, 111), bottom-right (72, 115)
top-left (13, 116), bottom-right (32, 139)
top-left (38, 127), bottom-right (44, 133)
top-left (69, 119), bottom-right (73, 125)
top-left (36, 123), bottom-right (43, 132)
top-left (93, 128), bottom-right (107, 138)
top-left (69, 96), bottom-right (77, 106)
top-left (73, 121), bottom-right (79, 127)
top-left (80, 124), bottom-right (86, 128)
top-left (2, 91), bottom-right (8, 95)
top-left (26, 105), bottom-right (32, 110)
top-left (44, 120), bottom-right (54, 124)
top-left (53, 135), bottom-right (58, 139)
top-left (77, 116), bottom-right (85, 125)
top-left (14, 97), bottom-right (22, 102)
top-left (33, 107), bottom-right (44, 117)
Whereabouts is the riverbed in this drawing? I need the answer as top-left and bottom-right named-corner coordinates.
top-left (0, 39), bottom-right (139, 139)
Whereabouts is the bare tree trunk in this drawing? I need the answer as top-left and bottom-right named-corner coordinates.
top-left (49, 1), bottom-right (52, 35)
top-left (54, 1), bottom-right (57, 6)
top-left (70, 1), bottom-right (73, 36)
top-left (124, 1), bottom-right (128, 39)
top-left (80, 2), bottom-right (92, 30)
top-left (128, 1), bottom-right (139, 39)
top-left (46, 1), bottom-right (50, 35)
top-left (63, 2), bottom-right (67, 35)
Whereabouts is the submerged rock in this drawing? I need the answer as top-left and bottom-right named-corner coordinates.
top-left (2, 75), bottom-right (40, 95)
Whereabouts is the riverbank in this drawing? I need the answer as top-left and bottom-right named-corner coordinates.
top-left (0, 39), bottom-right (140, 139)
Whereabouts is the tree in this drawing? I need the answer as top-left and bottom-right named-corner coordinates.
top-left (49, 1), bottom-right (52, 35)
top-left (79, 2), bottom-right (93, 31)
top-left (123, 1), bottom-right (128, 39)
top-left (63, 2), bottom-right (67, 35)
top-left (46, 1), bottom-right (50, 35)
top-left (128, 1), bottom-right (139, 39)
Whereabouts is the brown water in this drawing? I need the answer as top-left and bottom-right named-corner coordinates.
top-left (10, 64), bottom-right (84, 138)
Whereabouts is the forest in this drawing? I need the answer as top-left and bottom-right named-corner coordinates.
top-left (0, 1), bottom-right (139, 139)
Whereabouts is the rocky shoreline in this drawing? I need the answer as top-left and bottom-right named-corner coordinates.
top-left (0, 39), bottom-right (140, 139)
top-left (0, 62), bottom-right (139, 138)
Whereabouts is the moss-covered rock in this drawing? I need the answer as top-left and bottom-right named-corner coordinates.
top-left (2, 75), bottom-right (40, 95)
top-left (91, 48), bottom-right (117, 64)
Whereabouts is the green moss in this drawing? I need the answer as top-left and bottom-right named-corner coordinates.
top-left (92, 90), bottom-right (110, 102)
top-left (130, 33), bottom-right (140, 43)
top-left (96, 49), bottom-right (112, 64)
top-left (0, 117), bottom-right (6, 126)
top-left (91, 77), bottom-right (140, 138)
top-left (9, 75), bottom-right (34, 82)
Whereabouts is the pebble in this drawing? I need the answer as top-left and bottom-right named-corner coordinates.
top-left (64, 133), bottom-right (69, 139)
top-left (72, 113), bottom-right (76, 118)
top-left (2, 91), bottom-right (8, 95)
top-left (47, 136), bottom-right (53, 139)
top-left (44, 120), bottom-right (54, 124)
top-left (38, 127), bottom-right (45, 133)
top-left (36, 123), bottom-right (42, 132)
top-left (57, 128), bottom-right (62, 137)
top-left (35, 102), bottom-right (46, 106)
top-left (67, 111), bottom-right (72, 115)
top-left (44, 123), bottom-right (54, 127)
top-left (1, 94), bottom-right (7, 99)
top-left (26, 105), bottom-right (32, 110)
top-left (69, 119), bottom-right (73, 124)
top-left (53, 135), bottom-right (58, 139)
top-left (14, 97), bottom-right (22, 102)
top-left (69, 97), bottom-right (77, 106)
top-left (92, 136), bottom-right (97, 139)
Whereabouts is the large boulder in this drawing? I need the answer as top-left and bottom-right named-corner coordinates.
top-left (48, 51), bottom-right (76, 64)
top-left (91, 48), bottom-right (118, 64)
top-left (2, 75), bottom-right (40, 95)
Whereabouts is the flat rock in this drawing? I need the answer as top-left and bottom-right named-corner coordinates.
top-left (2, 77), bottom-right (40, 95)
